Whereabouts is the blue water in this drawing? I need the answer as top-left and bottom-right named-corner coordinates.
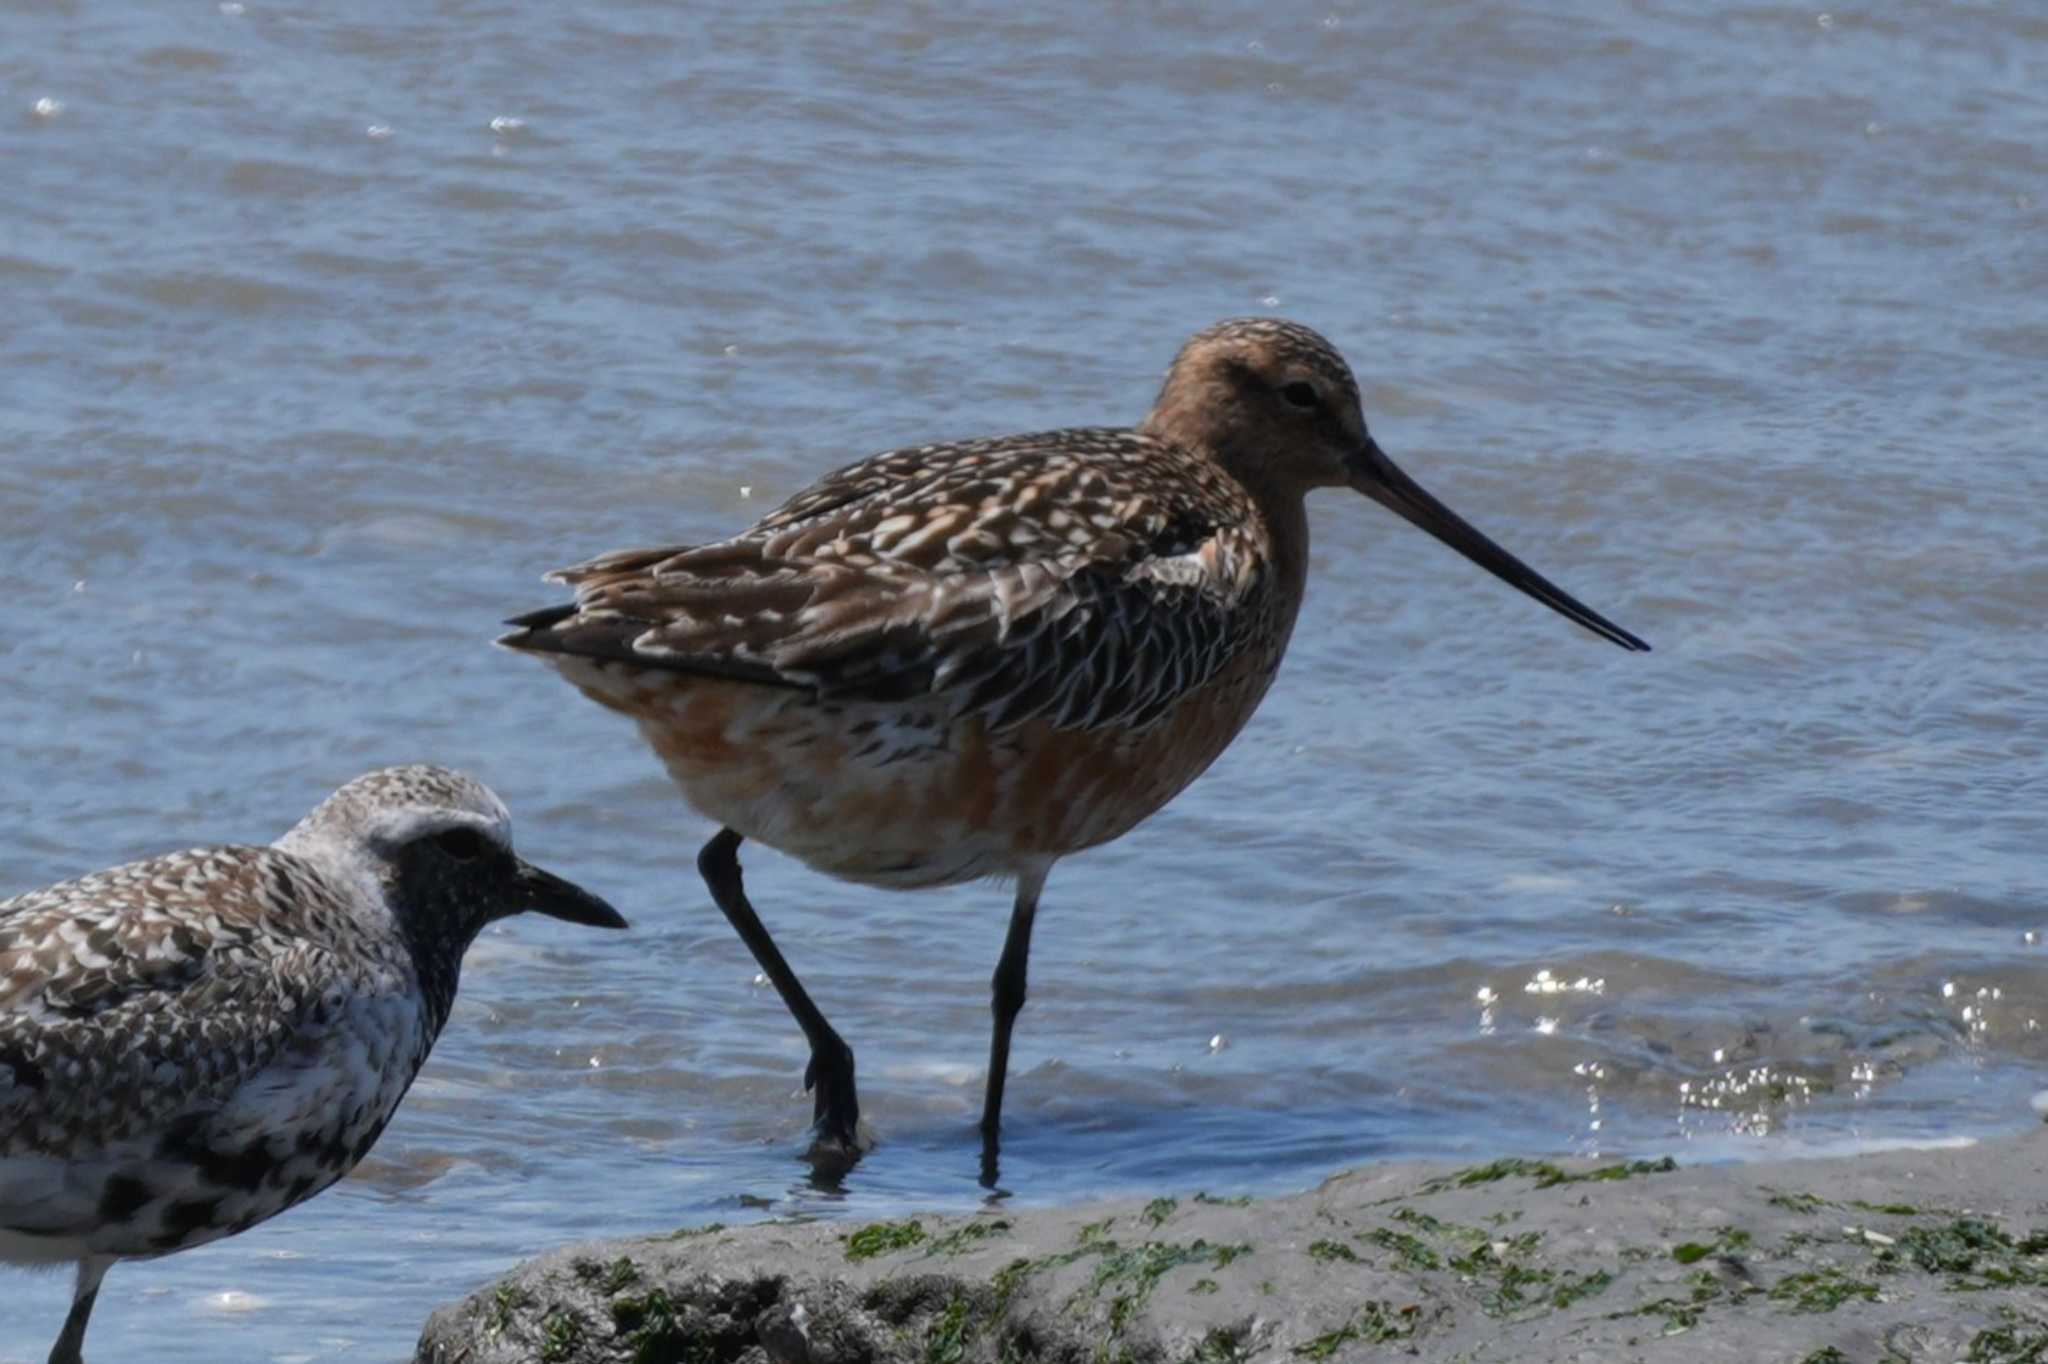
top-left (3, 2), bottom-right (2045, 1359)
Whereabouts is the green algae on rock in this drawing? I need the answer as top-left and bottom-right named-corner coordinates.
top-left (416, 1132), bottom-right (2047, 1364)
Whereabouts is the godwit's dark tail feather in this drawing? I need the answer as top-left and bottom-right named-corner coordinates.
top-left (503, 604), bottom-right (578, 633)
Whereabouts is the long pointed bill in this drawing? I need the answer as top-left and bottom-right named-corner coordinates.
top-left (512, 858), bottom-right (629, 929)
top-left (1348, 438), bottom-right (1650, 652)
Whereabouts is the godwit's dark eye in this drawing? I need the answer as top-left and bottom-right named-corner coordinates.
top-left (429, 828), bottom-right (493, 862)
top-left (1279, 381), bottom-right (1319, 410)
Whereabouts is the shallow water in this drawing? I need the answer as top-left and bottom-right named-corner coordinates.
top-left (3, 0), bottom-right (2046, 1359)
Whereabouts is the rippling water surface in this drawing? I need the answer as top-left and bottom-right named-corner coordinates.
top-left (4, 2), bottom-right (2046, 1359)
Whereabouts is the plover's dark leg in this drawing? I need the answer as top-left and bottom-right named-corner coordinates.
top-left (49, 1256), bottom-right (113, 1364)
top-left (698, 829), bottom-right (860, 1156)
top-left (979, 862), bottom-right (1050, 1186)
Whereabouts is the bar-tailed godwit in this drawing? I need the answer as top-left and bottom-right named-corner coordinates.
top-left (501, 318), bottom-right (1647, 1179)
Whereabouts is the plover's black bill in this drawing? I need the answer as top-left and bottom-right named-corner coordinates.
top-left (513, 859), bottom-right (627, 928)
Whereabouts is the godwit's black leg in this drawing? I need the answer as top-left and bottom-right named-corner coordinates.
top-left (49, 1256), bottom-right (112, 1364)
top-left (698, 828), bottom-right (860, 1157)
top-left (980, 862), bottom-right (1050, 1186)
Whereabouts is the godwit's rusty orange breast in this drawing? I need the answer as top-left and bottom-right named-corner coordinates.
top-left (499, 317), bottom-right (1648, 1175)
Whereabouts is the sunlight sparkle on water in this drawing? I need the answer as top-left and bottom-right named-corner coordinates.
top-left (1524, 969), bottom-right (1604, 996)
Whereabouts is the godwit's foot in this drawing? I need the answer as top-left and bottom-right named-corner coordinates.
top-left (803, 1040), bottom-right (862, 1160)
top-left (805, 1127), bottom-right (863, 1176)
top-left (977, 1127), bottom-right (1004, 1190)
top-left (798, 1036), bottom-right (864, 1163)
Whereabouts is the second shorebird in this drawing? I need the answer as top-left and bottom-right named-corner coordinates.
top-left (502, 317), bottom-right (1648, 1177)
top-left (1, 766), bottom-right (624, 1364)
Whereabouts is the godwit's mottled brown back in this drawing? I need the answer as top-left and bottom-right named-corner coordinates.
top-left (511, 427), bottom-right (1289, 735)
top-left (500, 317), bottom-right (1647, 1176)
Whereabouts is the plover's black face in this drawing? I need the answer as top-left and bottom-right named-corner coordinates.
top-left (374, 810), bottom-right (620, 939)
top-left (278, 765), bottom-right (625, 950)
top-left (383, 813), bottom-right (525, 944)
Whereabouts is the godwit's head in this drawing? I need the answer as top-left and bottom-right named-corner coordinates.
top-left (1142, 317), bottom-right (1648, 652)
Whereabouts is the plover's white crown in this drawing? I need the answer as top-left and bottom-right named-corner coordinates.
top-left (274, 763), bottom-right (515, 911)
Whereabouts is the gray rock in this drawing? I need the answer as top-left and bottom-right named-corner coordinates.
top-left (416, 1132), bottom-right (2048, 1364)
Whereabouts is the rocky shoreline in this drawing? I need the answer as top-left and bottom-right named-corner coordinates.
top-left (415, 1130), bottom-right (2047, 1363)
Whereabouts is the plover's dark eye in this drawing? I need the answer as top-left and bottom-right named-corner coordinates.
top-left (1279, 381), bottom-right (1318, 411)
top-left (429, 828), bottom-right (493, 862)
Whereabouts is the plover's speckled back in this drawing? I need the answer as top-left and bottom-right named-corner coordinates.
top-left (0, 765), bottom-right (624, 1364)
top-left (501, 317), bottom-right (1647, 1183)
